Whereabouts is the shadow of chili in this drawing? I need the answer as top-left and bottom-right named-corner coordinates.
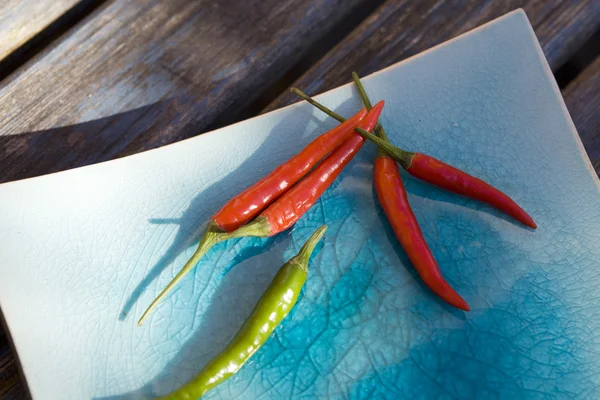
top-left (117, 102), bottom-right (323, 321)
top-left (119, 224), bottom-right (292, 321)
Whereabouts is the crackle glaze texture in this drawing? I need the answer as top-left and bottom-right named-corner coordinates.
top-left (0, 10), bottom-right (599, 400)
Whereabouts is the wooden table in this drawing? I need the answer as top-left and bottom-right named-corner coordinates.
top-left (0, 0), bottom-right (598, 398)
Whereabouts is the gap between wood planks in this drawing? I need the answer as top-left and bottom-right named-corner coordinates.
top-left (205, 0), bottom-right (387, 131)
top-left (0, 0), bottom-right (109, 82)
top-left (555, 28), bottom-right (600, 89)
top-left (225, 18), bottom-right (600, 130)
top-left (0, 0), bottom-right (597, 128)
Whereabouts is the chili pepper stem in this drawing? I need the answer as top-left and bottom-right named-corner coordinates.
top-left (138, 219), bottom-right (272, 326)
top-left (291, 225), bottom-right (327, 270)
top-left (291, 88), bottom-right (345, 123)
top-left (224, 216), bottom-right (272, 239)
top-left (290, 87), bottom-right (414, 169)
top-left (351, 73), bottom-right (374, 110)
top-left (137, 240), bottom-right (215, 326)
top-left (137, 224), bottom-right (222, 326)
top-left (352, 72), bottom-right (390, 157)
top-left (351, 124), bottom-right (410, 165)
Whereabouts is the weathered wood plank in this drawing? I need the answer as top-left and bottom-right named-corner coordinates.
top-left (0, 0), bottom-right (83, 61)
top-left (0, 0), bottom-right (368, 184)
top-left (266, 0), bottom-right (600, 111)
top-left (0, 319), bottom-right (25, 400)
top-left (0, 351), bottom-right (25, 400)
top-left (564, 56), bottom-right (600, 174)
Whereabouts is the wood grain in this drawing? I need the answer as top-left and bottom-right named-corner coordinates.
top-left (0, 0), bottom-right (83, 61)
top-left (564, 56), bottom-right (600, 174)
top-left (266, 0), bottom-right (600, 111)
top-left (0, 0), bottom-right (368, 184)
top-left (0, 328), bottom-right (26, 400)
top-left (0, 353), bottom-right (25, 400)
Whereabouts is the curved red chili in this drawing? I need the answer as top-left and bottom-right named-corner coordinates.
top-left (348, 75), bottom-right (469, 311)
top-left (213, 108), bottom-right (367, 232)
top-left (374, 156), bottom-right (470, 311)
top-left (246, 101), bottom-right (384, 236)
top-left (406, 154), bottom-right (537, 229)
top-left (138, 103), bottom-right (383, 325)
top-left (293, 81), bottom-right (536, 230)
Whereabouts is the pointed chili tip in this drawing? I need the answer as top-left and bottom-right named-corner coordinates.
top-left (440, 285), bottom-right (470, 312)
top-left (518, 212), bottom-right (536, 229)
top-left (458, 300), bottom-right (471, 312)
top-left (455, 293), bottom-right (470, 311)
top-left (444, 293), bottom-right (470, 312)
top-left (364, 100), bottom-right (384, 119)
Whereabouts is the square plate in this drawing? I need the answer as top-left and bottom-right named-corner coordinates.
top-left (1, 10), bottom-right (599, 400)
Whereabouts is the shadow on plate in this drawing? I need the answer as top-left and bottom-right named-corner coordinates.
top-left (118, 97), bottom-right (323, 320)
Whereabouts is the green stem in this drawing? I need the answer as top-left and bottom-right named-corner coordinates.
top-left (138, 225), bottom-right (223, 326)
top-left (138, 218), bottom-right (272, 325)
top-left (290, 87), bottom-right (414, 169)
top-left (291, 88), bottom-right (345, 123)
top-left (352, 72), bottom-right (389, 157)
top-left (224, 216), bottom-right (272, 239)
top-left (292, 225), bottom-right (327, 270)
top-left (351, 72), bottom-right (374, 110)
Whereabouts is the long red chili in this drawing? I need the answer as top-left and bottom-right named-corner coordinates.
top-left (374, 156), bottom-right (470, 311)
top-left (406, 155), bottom-right (536, 228)
top-left (213, 108), bottom-right (367, 232)
top-left (138, 103), bottom-right (383, 325)
top-left (345, 76), bottom-right (469, 311)
top-left (291, 83), bottom-right (536, 229)
top-left (238, 100), bottom-right (384, 236)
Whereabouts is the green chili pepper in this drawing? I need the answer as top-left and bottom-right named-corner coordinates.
top-left (158, 225), bottom-right (327, 400)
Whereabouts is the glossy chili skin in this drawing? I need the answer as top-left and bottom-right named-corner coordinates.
top-left (260, 101), bottom-right (384, 235)
top-left (374, 156), bottom-right (470, 311)
top-left (407, 153), bottom-right (536, 229)
top-left (158, 225), bottom-right (327, 400)
top-left (137, 110), bottom-right (369, 325)
top-left (139, 104), bottom-right (380, 325)
top-left (212, 109), bottom-right (367, 232)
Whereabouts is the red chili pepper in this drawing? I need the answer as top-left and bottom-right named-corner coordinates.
top-left (292, 84), bottom-right (469, 311)
top-left (406, 154), bottom-right (536, 229)
top-left (244, 100), bottom-right (384, 236)
top-left (346, 76), bottom-right (469, 311)
top-left (138, 103), bottom-right (384, 325)
top-left (374, 156), bottom-right (470, 311)
top-left (353, 133), bottom-right (537, 229)
top-left (213, 108), bottom-right (367, 232)
top-left (292, 80), bottom-right (536, 230)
